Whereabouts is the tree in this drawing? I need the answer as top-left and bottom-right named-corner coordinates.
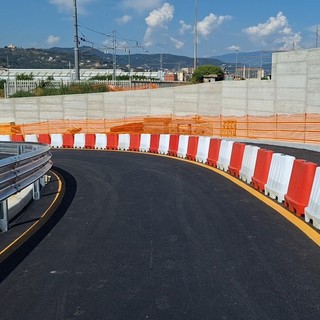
top-left (16, 72), bottom-right (34, 80)
top-left (191, 65), bottom-right (224, 83)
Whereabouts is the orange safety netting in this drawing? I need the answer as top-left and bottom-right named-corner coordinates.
top-left (1, 113), bottom-right (320, 145)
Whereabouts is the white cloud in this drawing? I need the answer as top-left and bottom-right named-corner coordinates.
top-left (49, 0), bottom-right (94, 14)
top-left (179, 20), bottom-right (192, 35)
top-left (120, 0), bottom-right (161, 12)
top-left (197, 13), bottom-right (232, 37)
top-left (243, 12), bottom-right (302, 50)
top-left (170, 37), bottom-right (184, 49)
top-left (145, 3), bottom-right (174, 28)
top-left (227, 45), bottom-right (240, 51)
top-left (116, 15), bottom-right (132, 25)
top-left (144, 3), bottom-right (174, 46)
top-left (47, 35), bottom-right (60, 46)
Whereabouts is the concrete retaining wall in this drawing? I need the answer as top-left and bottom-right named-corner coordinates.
top-left (1, 48), bottom-right (320, 124)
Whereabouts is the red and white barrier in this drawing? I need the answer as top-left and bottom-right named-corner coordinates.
top-left (139, 134), bottom-right (151, 152)
top-left (264, 153), bottom-right (295, 203)
top-left (149, 134), bottom-right (160, 153)
top-left (252, 149), bottom-right (274, 192)
top-left (217, 140), bottom-right (234, 172)
top-left (12, 134), bottom-right (24, 142)
top-left (228, 142), bottom-right (246, 177)
top-left (62, 134), bottom-right (74, 148)
top-left (25, 134), bottom-right (38, 143)
top-left (284, 160), bottom-right (317, 216)
top-left (95, 133), bottom-right (107, 149)
top-left (239, 145), bottom-right (260, 184)
top-left (207, 138), bottom-right (221, 167)
top-left (168, 134), bottom-right (179, 156)
top-left (305, 167), bottom-right (320, 229)
top-left (0, 135), bottom-right (11, 142)
top-left (50, 134), bottom-right (63, 148)
top-left (106, 134), bottom-right (118, 150)
top-left (129, 134), bottom-right (141, 151)
top-left (74, 133), bottom-right (86, 148)
top-left (118, 134), bottom-right (130, 151)
top-left (196, 136), bottom-right (211, 163)
top-left (159, 134), bottom-right (170, 154)
top-left (186, 136), bottom-right (199, 161)
top-left (177, 135), bottom-right (189, 158)
top-left (85, 134), bottom-right (96, 149)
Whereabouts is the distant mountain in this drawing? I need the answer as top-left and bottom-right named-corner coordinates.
top-left (0, 47), bottom-right (224, 70)
top-left (212, 51), bottom-right (274, 73)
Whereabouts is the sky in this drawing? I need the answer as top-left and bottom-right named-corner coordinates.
top-left (1, 0), bottom-right (320, 58)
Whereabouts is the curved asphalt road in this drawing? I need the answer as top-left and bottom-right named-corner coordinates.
top-left (1, 149), bottom-right (320, 320)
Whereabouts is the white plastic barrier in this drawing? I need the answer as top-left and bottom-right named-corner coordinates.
top-left (25, 134), bottom-right (38, 143)
top-left (95, 134), bottom-right (107, 149)
top-left (139, 134), bottom-right (151, 152)
top-left (305, 167), bottom-right (320, 230)
top-left (196, 136), bottom-right (211, 163)
top-left (74, 133), bottom-right (86, 148)
top-left (217, 140), bottom-right (234, 172)
top-left (0, 135), bottom-right (11, 142)
top-left (118, 133), bottom-right (130, 151)
top-left (50, 134), bottom-right (63, 148)
top-left (177, 135), bottom-right (189, 158)
top-left (264, 153), bottom-right (295, 203)
top-left (158, 134), bottom-right (170, 154)
top-left (239, 145), bottom-right (260, 184)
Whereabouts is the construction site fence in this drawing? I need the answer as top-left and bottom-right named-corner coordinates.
top-left (1, 114), bottom-right (320, 146)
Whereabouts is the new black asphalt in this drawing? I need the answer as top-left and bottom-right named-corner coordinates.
top-left (1, 149), bottom-right (320, 320)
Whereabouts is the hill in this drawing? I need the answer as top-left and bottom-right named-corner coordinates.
top-left (0, 47), bottom-right (223, 71)
top-left (212, 51), bottom-right (274, 73)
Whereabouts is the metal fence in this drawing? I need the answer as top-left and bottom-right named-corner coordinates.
top-left (0, 142), bottom-right (52, 232)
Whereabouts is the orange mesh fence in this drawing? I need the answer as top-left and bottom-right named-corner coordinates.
top-left (1, 113), bottom-right (320, 145)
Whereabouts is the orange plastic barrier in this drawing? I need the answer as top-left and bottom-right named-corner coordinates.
top-left (12, 134), bottom-right (24, 142)
top-left (186, 136), bottom-right (199, 161)
top-left (284, 159), bottom-right (317, 216)
top-left (106, 134), bottom-right (118, 150)
top-left (228, 142), bottom-right (246, 177)
top-left (251, 149), bottom-right (274, 192)
top-left (129, 134), bottom-right (141, 151)
top-left (207, 138), bottom-right (221, 167)
top-left (149, 134), bottom-right (160, 153)
top-left (62, 134), bottom-right (74, 148)
top-left (38, 134), bottom-right (51, 145)
top-left (168, 134), bottom-right (179, 156)
top-left (85, 134), bottom-right (96, 149)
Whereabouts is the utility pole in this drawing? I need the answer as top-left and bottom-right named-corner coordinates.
top-left (316, 25), bottom-right (319, 48)
top-left (112, 30), bottom-right (117, 82)
top-left (73, 0), bottom-right (80, 81)
top-left (193, 0), bottom-right (198, 71)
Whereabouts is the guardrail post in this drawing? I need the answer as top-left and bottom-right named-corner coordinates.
top-left (18, 144), bottom-right (25, 155)
top-left (33, 180), bottom-right (41, 200)
top-left (0, 200), bottom-right (9, 232)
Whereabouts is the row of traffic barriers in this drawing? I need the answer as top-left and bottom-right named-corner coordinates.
top-left (1, 133), bottom-right (319, 230)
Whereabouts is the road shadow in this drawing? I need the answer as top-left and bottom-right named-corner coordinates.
top-left (0, 166), bottom-right (77, 282)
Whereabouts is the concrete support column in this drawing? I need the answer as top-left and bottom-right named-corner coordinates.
top-left (0, 200), bottom-right (9, 232)
top-left (33, 180), bottom-right (41, 201)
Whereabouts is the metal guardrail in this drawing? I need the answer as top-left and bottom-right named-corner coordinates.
top-left (0, 142), bottom-right (52, 232)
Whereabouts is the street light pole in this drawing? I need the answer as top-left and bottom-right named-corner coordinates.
top-left (73, 0), bottom-right (80, 81)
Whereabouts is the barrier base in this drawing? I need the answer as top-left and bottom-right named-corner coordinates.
top-left (207, 159), bottom-right (217, 167)
top-left (284, 196), bottom-right (305, 217)
top-left (305, 210), bottom-right (320, 230)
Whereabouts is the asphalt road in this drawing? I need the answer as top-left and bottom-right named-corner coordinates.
top-left (1, 149), bottom-right (320, 320)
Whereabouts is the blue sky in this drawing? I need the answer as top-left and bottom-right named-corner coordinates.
top-left (1, 0), bottom-right (320, 57)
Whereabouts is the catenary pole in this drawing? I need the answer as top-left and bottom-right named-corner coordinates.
top-left (73, 0), bottom-right (80, 80)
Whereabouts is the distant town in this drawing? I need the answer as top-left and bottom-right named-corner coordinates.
top-left (0, 45), bottom-right (272, 82)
